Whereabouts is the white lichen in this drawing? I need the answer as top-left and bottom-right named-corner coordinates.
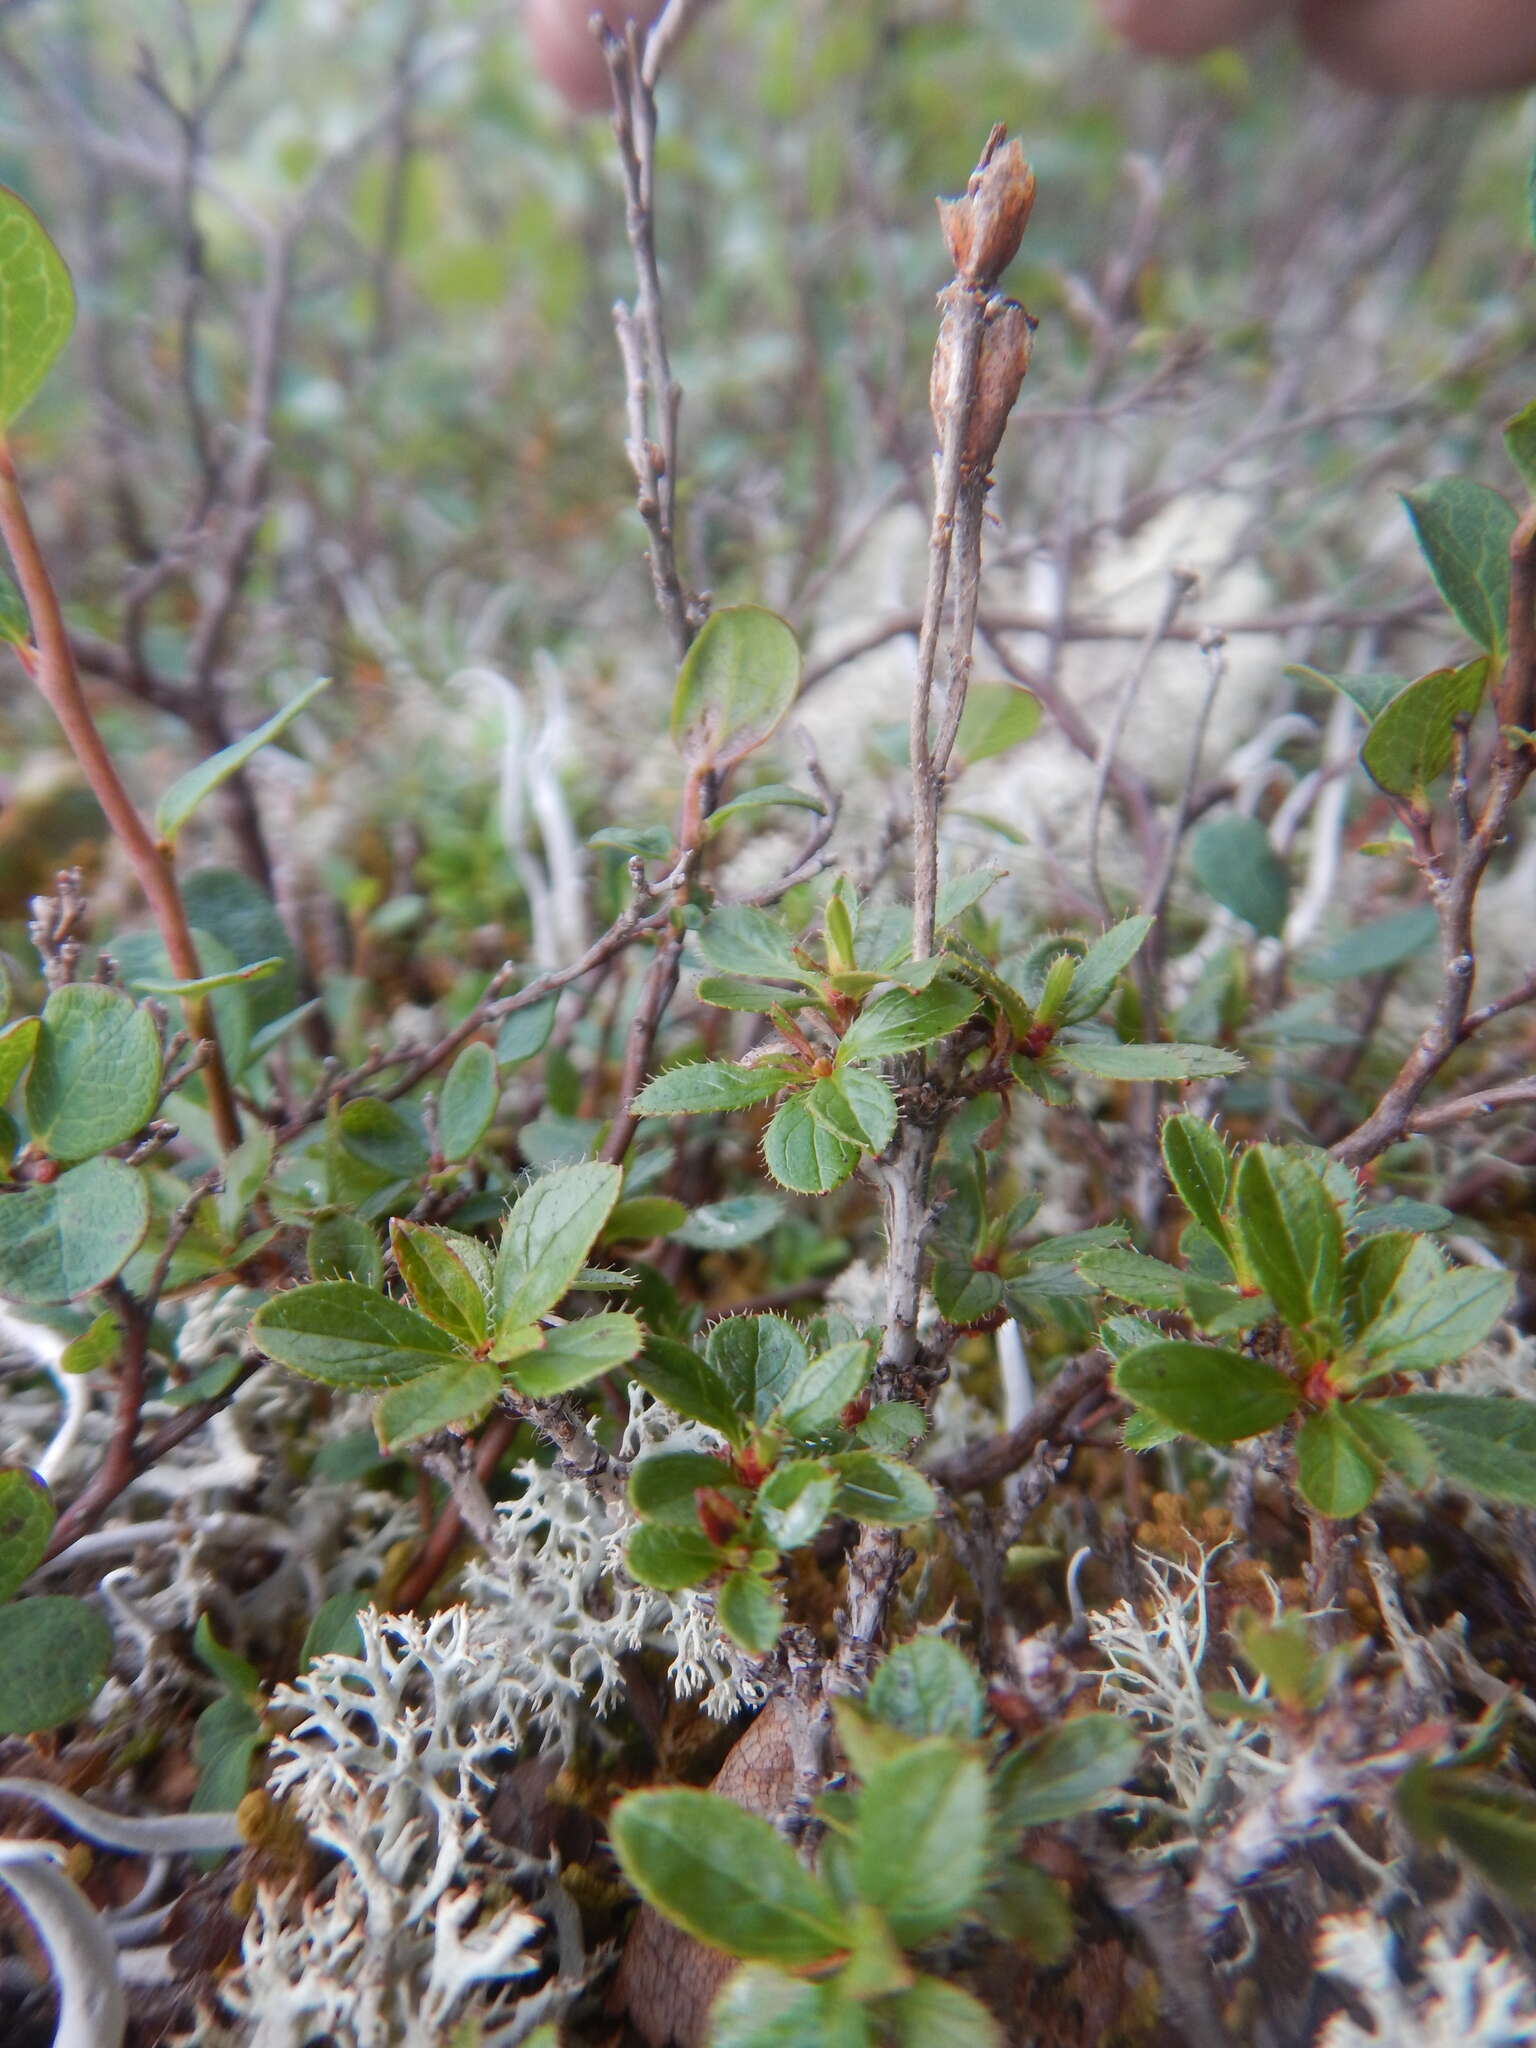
top-left (1315, 1912), bottom-right (1536, 2047)
top-left (213, 1607), bottom-right (553, 2048)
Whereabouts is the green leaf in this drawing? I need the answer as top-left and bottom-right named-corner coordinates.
top-left (1361, 657), bottom-right (1490, 801)
top-left (1351, 1198), bottom-right (1452, 1238)
top-left (1287, 663), bottom-right (1413, 724)
top-left (154, 678), bottom-right (329, 846)
top-left (307, 1210), bottom-right (383, 1288)
top-left (436, 1041), bottom-right (498, 1161)
top-left (603, 1196), bottom-right (687, 1243)
top-left (298, 1589), bottom-right (367, 1669)
top-left (252, 1281), bottom-right (461, 1387)
top-left (718, 1570), bottom-right (785, 1653)
top-left (1191, 816), bottom-right (1289, 937)
top-left (629, 1449), bottom-right (739, 1524)
top-left (0, 1596), bottom-right (111, 1735)
top-left (631, 1336), bottom-right (744, 1442)
top-left (58, 1309), bottom-right (117, 1377)
top-left (804, 1070), bottom-right (897, 1154)
top-left (936, 870), bottom-right (1003, 928)
top-left (389, 1219), bottom-right (488, 1347)
top-left (192, 1691), bottom-right (266, 1816)
top-left (892, 1979), bottom-right (1001, 2048)
top-left (632, 1059), bottom-right (790, 1117)
top-left (1399, 1764), bottom-right (1536, 1904)
top-left (830, 1450), bottom-right (937, 1527)
top-left (0, 1468), bottom-right (52, 1602)
top-left (1055, 1038), bottom-right (1243, 1082)
top-left (1403, 479), bottom-right (1518, 656)
top-left (374, 1358), bottom-right (502, 1452)
top-left (751, 1460), bottom-right (837, 1551)
top-left (855, 1401), bottom-right (926, 1455)
top-left (1232, 1145), bottom-right (1342, 1334)
top-left (1336, 1400), bottom-right (1435, 1489)
top-left (696, 905), bottom-right (806, 981)
top-left (837, 980), bottom-right (978, 1063)
top-left (180, 867), bottom-right (297, 1033)
top-left (672, 1195), bottom-right (783, 1251)
top-left (0, 564), bottom-right (28, 649)
top-left (994, 1714), bottom-right (1140, 1829)
top-left (705, 783), bottom-right (826, 836)
top-left (1298, 907), bottom-right (1438, 983)
top-left (216, 1128), bottom-right (273, 1241)
top-left (855, 1741), bottom-right (989, 1944)
top-left (24, 984), bottom-right (161, 1163)
top-left (193, 1612), bottom-right (259, 1700)
top-left (1295, 1408), bottom-right (1378, 1518)
top-left (762, 1092), bottom-right (860, 1194)
top-left (509, 1310), bottom-right (641, 1396)
top-left (670, 605), bottom-right (802, 770)
top-left (1378, 1394), bottom-right (1536, 1506)
top-left (707, 1314), bottom-right (807, 1425)
top-left (868, 1636), bottom-right (984, 1740)
top-left (1078, 1247), bottom-right (1187, 1311)
top-left (710, 1968), bottom-right (871, 2048)
top-left (1505, 399), bottom-right (1536, 498)
top-left (1160, 1113), bottom-right (1232, 1243)
top-left (0, 1155), bottom-right (150, 1304)
top-left (696, 974), bottom-right (817, 1014)
top-left (1113, 1340), bottom-right (1299, 1444)
top-left (336, 1097), bottom-right (430, 1179)
top-left (1058, 916), bottom-right (1154, 1024)
top-left (1357, 1267), bottom-right (1513, 1376)
top-left (625, 1522), bottom-right (721, 1590)
top-left (589, 821), bottom-right (674, 858)
top-left (493, 1161), bottom-right (621, 1336)
top-left (495, 992), bottom-right (558, 1067)
top-left (954, 682), bottom-right (1040, 763)
top-left (0, 1017), bottom-right (38, 1102)
top-left (611, 1788), bottom-right (849, 1963)
top-left (775, 1340), bottom-right (870, 1439)
top-left (0, 186), bottom-right (75, 427)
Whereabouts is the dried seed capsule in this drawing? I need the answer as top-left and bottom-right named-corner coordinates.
top-left (937, 137), bottom-right (1037, 287)
top-left (930, 296), bottom-right (1036, 475)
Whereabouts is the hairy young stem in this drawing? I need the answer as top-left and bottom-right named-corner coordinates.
top-left (0, 442), bottom-right (242, 1154)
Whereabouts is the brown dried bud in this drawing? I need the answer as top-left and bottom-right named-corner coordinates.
top-left (695, 1486), bottom-right (743, 1546)
top-left (937, 137), bottom-right (1036, 287)
top-left (929, 296), bottom-right (1036, 476)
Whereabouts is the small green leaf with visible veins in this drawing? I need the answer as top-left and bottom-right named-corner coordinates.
top-left (0, 1596), bottom-right (111, 1735)
top-left (493, 1162), bottom-right (621, 1336)
top-left (1361, 658), bottom-right (1490, 801)
top-left (837, 979), bottom-right (978, 1063)
top-left (0, 186), bottom-right (75, 428)
top-left (632, 1059), bottom-right (791, 1117)
top-left (389, 1219), bottom-right (487, 1347)
top-left (252, 1281), bottom-right (461, 1387)
top-left (509, 1310), bottom-right (641, 1396)
top-left (0, 1156), bottom-right (151, 1305)
top-left (374, 1358), bottom-right (501, 1453)
top-left (626, 1523), bottom-right (721, 1591)
top-left (610, 1787), bottom-right (849, 1964)
top-left (1113, 1339), bottom-right (1299, 1444)
top-left (1403, 479), bottom-right (1518, 656)
top-left (1295, 1407), bottom-right (1378, 1518)
top-left (436, 1040), bottom-right (499, 1160)
top-left (830, 1450), bottom-right (937, 1526)
top-left (762, 1092), bottom-right (860, 1194)
top-left (0, 1469), bottom-right (53, 1602)
top-left (24, 984), bottom-right (161, 1163)
top-left (717, 1570), bottom-right (784, 1654)
top-left (670, 606), bottom-right (802, 770)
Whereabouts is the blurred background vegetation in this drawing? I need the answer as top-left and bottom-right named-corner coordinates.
top-left (0, 0), bottom-right (1532, 1030)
